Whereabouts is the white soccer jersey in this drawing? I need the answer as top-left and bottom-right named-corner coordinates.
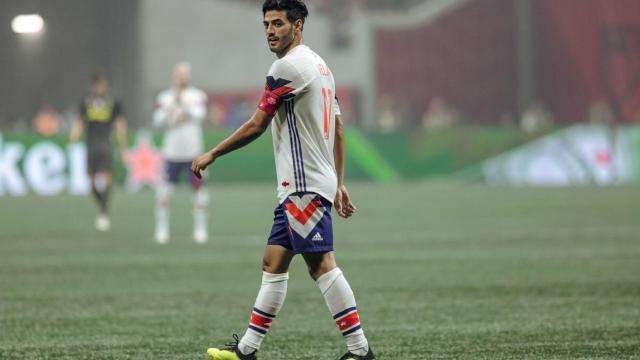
top-left (264, 45), bottom-right (341, 204)
top-left (153, 86), bottom-right (207, 161)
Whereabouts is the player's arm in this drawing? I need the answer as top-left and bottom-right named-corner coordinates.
top-left (334, 114), bottom-right (346, 188)
top-left (115, 115), bottom-right (128, 160)
top-left (152, 110), bottom-right (168, 128)
top-left (191, 109), bottom-right (273, 178)
top-left (152, 95), bottom-right (173, 129)
top-left (184, 93), bottom-right (207, 124)
top-left (333, 114), bottom-right (357, 218)
top-left (69, 114), bottom-right (84, 143)
top-left (192, 60), bottom-right (301, 178)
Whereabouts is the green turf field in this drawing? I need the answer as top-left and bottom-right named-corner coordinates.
top-left (1, 183), bottom-right (639, 359)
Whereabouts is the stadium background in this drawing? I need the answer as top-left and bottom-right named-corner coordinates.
top-left (1, 0), bottom-right (639, 359)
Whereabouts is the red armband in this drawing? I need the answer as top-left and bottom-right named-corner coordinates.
top-left (258, 85), bottom-right (282, 116)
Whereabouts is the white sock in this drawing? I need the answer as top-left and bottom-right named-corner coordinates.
top-left (193, 188), bottom-right (209, 234)
top-left (155, 184), bottom-right (172, 235)
top-left (317, 267), bottom-right (369, 356)
top-left (238, 272), bottom-right (289, 355)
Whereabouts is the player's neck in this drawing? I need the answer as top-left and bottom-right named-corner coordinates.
top-left (276, 37), bottom-right (303, 59)
top-left (173, 85), bottom-right (188, 92)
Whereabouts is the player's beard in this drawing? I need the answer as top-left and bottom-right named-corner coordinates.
top-left (272, 27), bottom-right (295, 56)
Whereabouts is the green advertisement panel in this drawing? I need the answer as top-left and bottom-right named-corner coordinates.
top-left (482, 124), bottom-right (640, 185)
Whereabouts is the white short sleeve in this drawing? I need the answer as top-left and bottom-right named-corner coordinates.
top-left (266, 59), bottom-right (312, 100)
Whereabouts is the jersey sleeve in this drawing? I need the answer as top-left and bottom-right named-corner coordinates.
top-left (258, 59), bottom-right (311, 116)
top-left (152, 93), bottom-right (171, 128)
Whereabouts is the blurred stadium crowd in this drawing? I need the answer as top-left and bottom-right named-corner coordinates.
top-left (2, 0), bottom-right (639, 137)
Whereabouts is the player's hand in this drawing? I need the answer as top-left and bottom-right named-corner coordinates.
top-left (170, 106), bottom-right (187, 124)
top-left (191, 151), bottom-right (215, 179)
top-left (334, 185), bottom-right (357, 219)
top-left (176, 111), bottom-right (187, 123)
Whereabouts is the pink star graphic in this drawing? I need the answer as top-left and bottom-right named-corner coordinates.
top-left (125, 136), bottom-right (164, 191)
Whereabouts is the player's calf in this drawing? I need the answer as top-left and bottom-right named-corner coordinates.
top-left (316, 267), bottom-right (372, 357)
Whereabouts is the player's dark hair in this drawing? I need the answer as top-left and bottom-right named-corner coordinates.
top-left (91, 72), bottom-right (106, 84)
top-left (262, 0), bottom-right (309, 30)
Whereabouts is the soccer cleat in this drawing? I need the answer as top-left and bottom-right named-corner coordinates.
top-left (339, 348), bottom-right (376, 360)
top-left (154, 229), bottom-right (169, 244)
top-left (95, 214), bottom-right (111, 232)
top-left (207, 334), bottom-right (257, 360)
top-left (193, 228), bottom-right (208, 244)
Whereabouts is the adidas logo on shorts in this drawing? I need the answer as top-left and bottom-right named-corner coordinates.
top-left (312, 232), bottom-right (324, 241)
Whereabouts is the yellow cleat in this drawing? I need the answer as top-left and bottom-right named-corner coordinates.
top-left (206, 334), bottom-right (257, 360)
top-left (206, 348), bottom-right (242, 360)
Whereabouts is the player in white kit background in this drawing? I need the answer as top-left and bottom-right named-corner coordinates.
top-left (153, 62), bottom-right (210, 244)
top-left (192, 1), bottom-right (375, 359)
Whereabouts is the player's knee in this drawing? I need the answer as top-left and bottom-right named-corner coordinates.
top-left (94, 173), bottom-right (110, 192)
top-left (156, 184), bottom-right (172, 202)
top-left (307, 266), bottom-right (321, 280)
top-left (307, 262), bottom-right (336, 281)
top-left (262, 262), bottom-right (281, 273)
top-left (262, 257), bottom-right (273, 272)
top-left (262, 257), bottom-right (290, 273)
top-left (303, 252), bottom-right (337, 280)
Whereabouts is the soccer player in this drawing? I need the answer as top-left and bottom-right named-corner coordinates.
top-left (192, 1), bottom-right (375, 359)
top-left (153, 62), bottom-right (209, 244)
top-left (70, 73), bottom-right (128, 232)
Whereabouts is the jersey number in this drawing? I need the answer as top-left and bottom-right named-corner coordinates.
top-left (321, 87), bottom-right (333, 140)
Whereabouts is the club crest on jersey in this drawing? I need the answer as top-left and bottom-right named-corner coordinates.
top-left (283, 194), bottom-right (327, 238)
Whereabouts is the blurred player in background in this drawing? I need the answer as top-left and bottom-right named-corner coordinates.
top-left (153, 62), bottom-right (209, 244)
top-left (192, 1), bottom-right (374, 359)
top-left (69, 73), bottom-right (128, 232)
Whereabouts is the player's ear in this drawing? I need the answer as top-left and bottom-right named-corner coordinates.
top-left (294, 19), bottom-right (303, 33)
